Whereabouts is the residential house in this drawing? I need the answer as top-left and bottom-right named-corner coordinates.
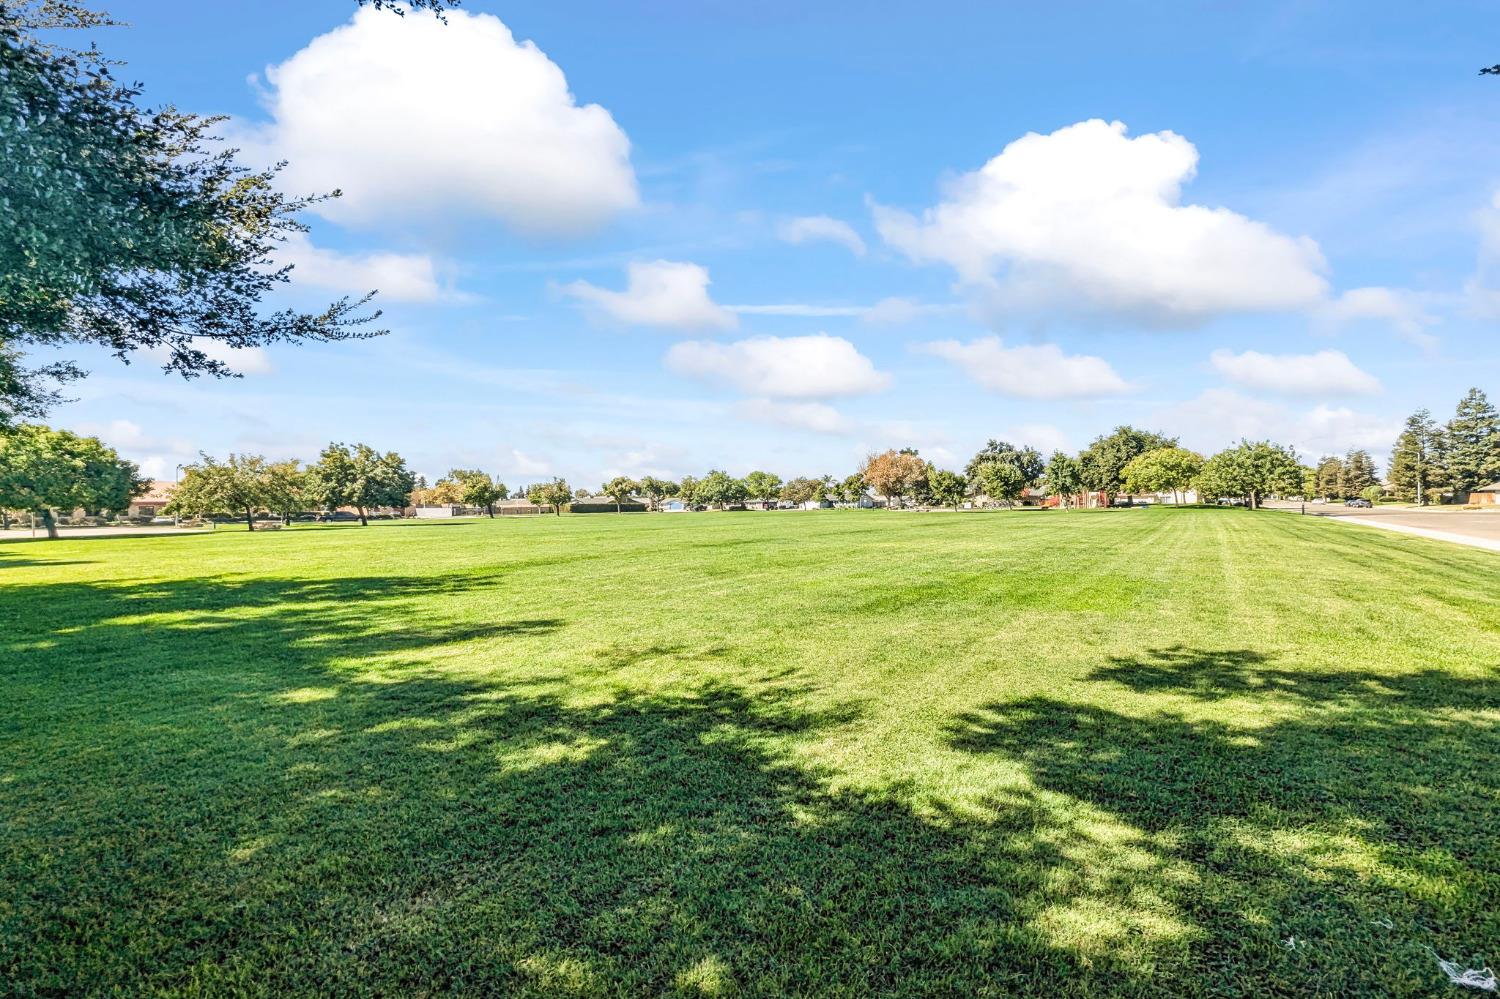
top-left (128, 480), bottom-right (176, 518)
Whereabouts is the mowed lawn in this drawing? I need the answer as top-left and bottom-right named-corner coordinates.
top-left (3, 509), bottom-right (1499, 996)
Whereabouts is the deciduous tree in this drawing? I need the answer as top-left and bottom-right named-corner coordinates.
top-left (1122, 446), bottom-right (1204, 505)
top-left (0, 423), bottom-right (144, 537)
top-left (308, 443), bottom-right (415, 525)
top-left (526, 478), bottom-right (572, 516)
top-left (838, 473), bottom-right (866, 506)
top-left (976, 461), bottom-right (1026, 508)
top-left (1195, 440), bottom-right (1301, 509)
top-left (601, 475), bottom-right (639, 512)
top-left (964, 440), bottom-right (1044, 486)
top-left (442, 469), bottom-right (505, 516)
top-left (1041, 451), bottom-right (1083, 509)
top-left (1, 6), bottom-right (386, 420)
top-left (860, 450), bottom-right (926, 508)
top-left (1078, 426), bottom-right (1177, 504)
top-left (166, 452), bottom-right (273, 531)
top-left (637, 476), bottom-right (679, 511)
top-left (926, 467), bottom-right (966, 511)
top-left (742, 471), bottom-right (783, 505)
top-left (694, 470), bottom-right (747, 509)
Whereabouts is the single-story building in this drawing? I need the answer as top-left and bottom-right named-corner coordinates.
top-left (413, 505), bottom-right (465, 518)
top-left (128, 480), bottom-right (176, 518)
top-left (1470, 482), bottom-right (1500, 506)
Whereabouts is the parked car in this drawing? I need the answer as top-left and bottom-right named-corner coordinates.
top-left (1345, 498), bottom-right (1373, 508)
top-left (149, 516), bottom-right (175, 525)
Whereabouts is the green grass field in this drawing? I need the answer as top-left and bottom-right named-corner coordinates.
top-left (3, 508), bottom-right (1498, 996)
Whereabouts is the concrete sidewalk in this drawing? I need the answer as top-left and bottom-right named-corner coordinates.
top-left (0, 524), bottom-right (214, 542)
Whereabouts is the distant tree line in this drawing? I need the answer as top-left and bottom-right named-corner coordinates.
top-left (159, 444), bottom-right (416, 529)
top-left (8, 386), bottom-right (1498, 538)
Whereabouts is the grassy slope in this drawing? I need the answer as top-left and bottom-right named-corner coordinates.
top-left (2, 509), bottom-right (1498, 996)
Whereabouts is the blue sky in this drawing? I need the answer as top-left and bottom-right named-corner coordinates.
top-left (47, 0), bottom-right (1500, 487)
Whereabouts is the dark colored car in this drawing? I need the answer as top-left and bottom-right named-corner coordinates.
top-left (1345, 498), bottom-right (1373, 508)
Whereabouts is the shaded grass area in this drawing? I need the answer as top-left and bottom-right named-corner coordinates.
top-left (2, 509), bottom-right (1499, 995)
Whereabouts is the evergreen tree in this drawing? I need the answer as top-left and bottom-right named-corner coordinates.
top-left (1313, 455), bottom-right (1344, 499)
top-left (1389, 409), bottom-right (1448, 505)
top-left (1445, 388), bottom-right (1500, 496)
top-left (1341, 450), bottom-right (1379, 498)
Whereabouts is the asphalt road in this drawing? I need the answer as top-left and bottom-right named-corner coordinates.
top-left (1282, 503), bottom-right (1500, 552)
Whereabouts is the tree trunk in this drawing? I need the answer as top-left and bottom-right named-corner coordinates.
top-left (245, 508), bottom-right (256, 532)
top-left (39, 508), bottom-right (58, 539)
top-left (487, 505), bottom-right (494, 517)
top-left (358, 506), bottom-right (368, 526)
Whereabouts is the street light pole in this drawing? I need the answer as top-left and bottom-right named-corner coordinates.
top-left (174, 464), bottom-right (185, 527)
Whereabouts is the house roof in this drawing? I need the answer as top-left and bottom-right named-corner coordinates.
top-left (1474, 482), bottom-right (1500, 493)
top-left (132, 480), bottom-right (176, 504)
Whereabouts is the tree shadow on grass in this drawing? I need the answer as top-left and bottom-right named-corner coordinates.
top-left (3, 573), bottom-right (1202, 997)
top-left (949, 646), bottom-right (1500, 994)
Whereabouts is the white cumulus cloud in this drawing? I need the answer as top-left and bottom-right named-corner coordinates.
top-left (777, 215), bottom-right (867, 256)
top-left (277, 232), bottom-right (446, 302)
top-left (142, 341), bottom-right (273, 376)
top-left (1321, 287), bottom-right (1438, 349)
top-left (1210, 348), bottom-right (1381, 396)
top-left (736, 398), bottom-right (854, 435)
top-left (918, 336), bottom-right (1131, 399)
top-left (665, 333), bottom-right (890, 398)
top-left (240, 6), bottom-right (637, 235)
top-left (565, 260), bottom-right (737, 330)
top-left (875, 119), bottom-right (1329, 325)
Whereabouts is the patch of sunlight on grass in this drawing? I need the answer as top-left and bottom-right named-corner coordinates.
top-left (507, 737), bottom-right (610, 770)
top-left (229, 835), bottom-right (274, 863)
top-left (517, 953), bottom-right (601, 993)
top-left (1035, 898), bottom-right (1195, 956)
top-left (674, 955), bottom-right (733, 996)
top-left (364, 717), bottom-right (443, 734)
top-left (275, 686), bottom-right (337, 704)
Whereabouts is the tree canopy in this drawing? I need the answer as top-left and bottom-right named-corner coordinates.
top-left (166, 453), bottom-right (279, 531)
top-left (601, 475), bottom-right (638, 512)
top-left (1, 7), bottom-right (392, 421)
top-left (742, 471), bottom-right (783, 503)
top-left (860, 450), bottom-right (926, 508)
top-left (307, 443), bottom-right (415, 525)
top-left (1122, 446), bottom-right (1203, 505)
top-left (525, 478), bottom-right (572, 515)
top-left (1041, 451), bottom-right (1083, 509)
top-left (1389, 409), bottom-right (1448, 505)
top-left (964, 440), bottom-right (1044, 488)
top-left (1446, 388), bottom-right (1500, 496)
top-left (1079, 426), bottom-right (1178, 503)
top-left (438, 469), bottom-right (506, 516)
top-left (0, 422), bottom-right (144, 536)
top-left (926, 467), bottom-right (966, 511)
top-left (1194, 440), bottom-right (1301, 509)
top-left (694, 470), bottom-right (747, 509)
